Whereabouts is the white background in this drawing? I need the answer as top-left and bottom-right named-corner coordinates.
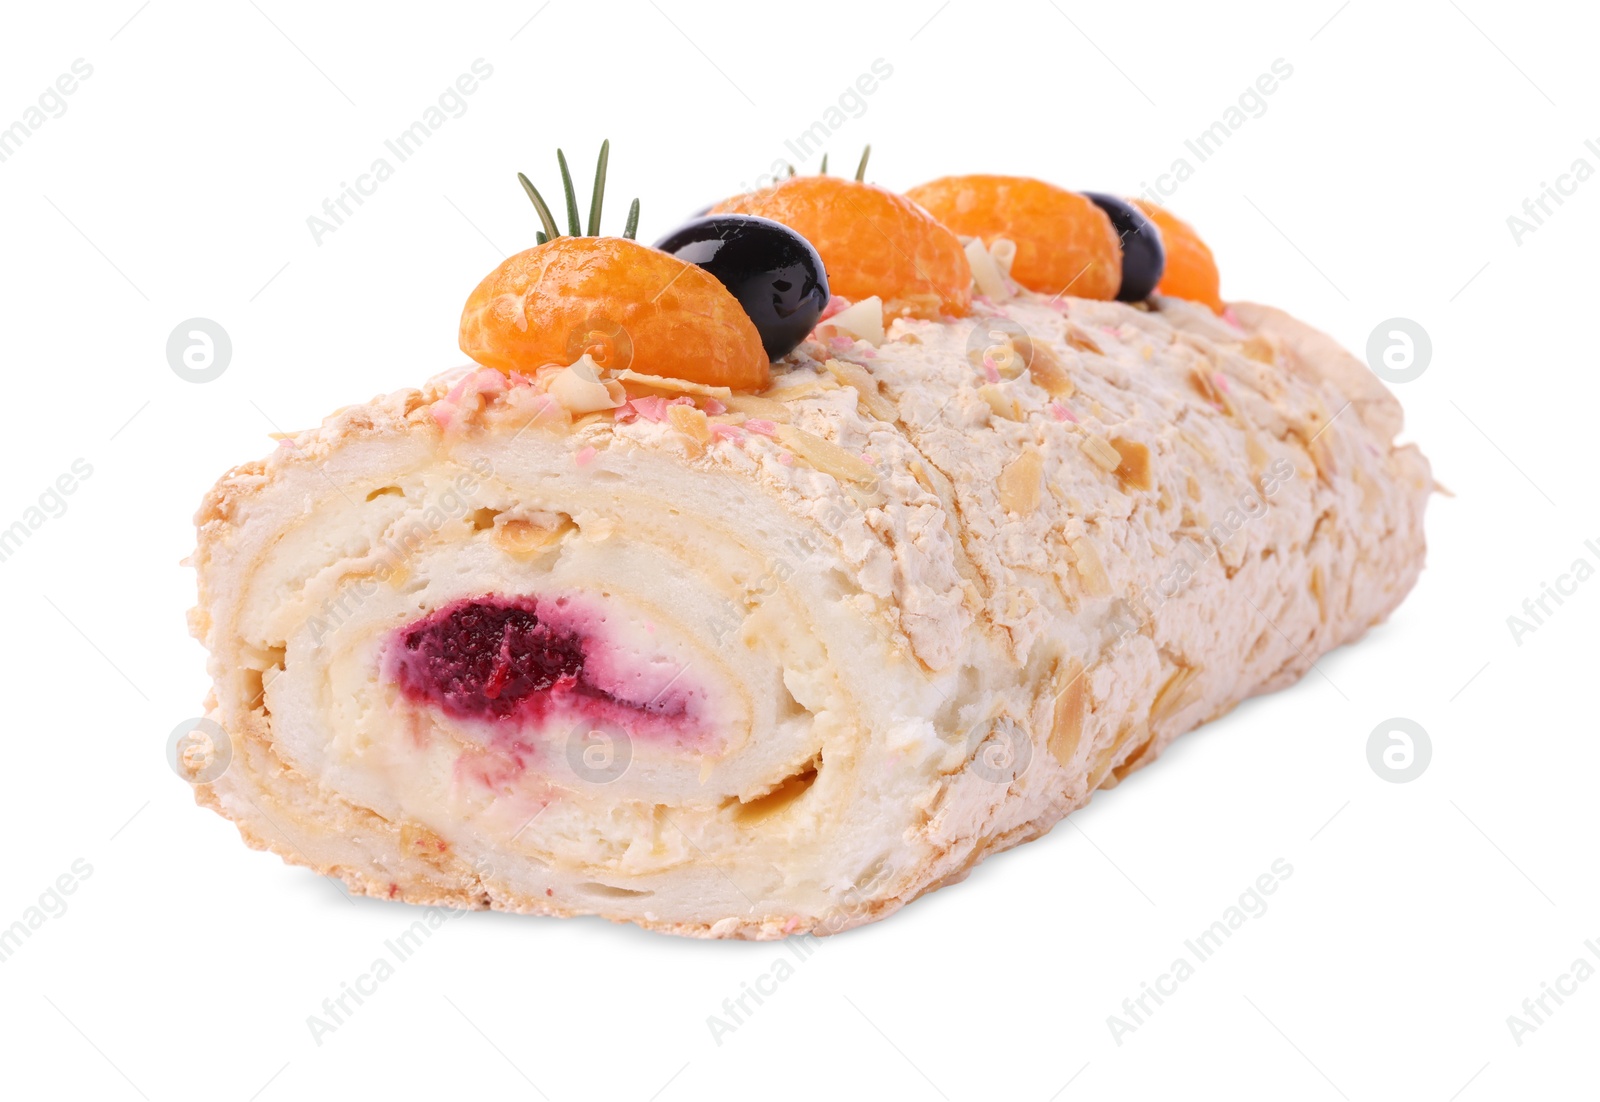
top-left (0, 1), bottom-right (1595, 1098)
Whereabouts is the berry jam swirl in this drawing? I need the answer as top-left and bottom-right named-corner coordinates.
top-left (387, 595), bottom-right (704, 740)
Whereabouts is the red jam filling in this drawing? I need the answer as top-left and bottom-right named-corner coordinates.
top-left (388, 596), bottom-right (701, 737)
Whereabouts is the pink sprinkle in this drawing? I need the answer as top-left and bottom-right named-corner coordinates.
top-left (667, 395), bottom-right (695, 407)
top-left (981, 356), bottom-right (1001, 383)
top-left (1212, 371), bottom-right (1230, 393)
top-left (973, 294), bottom-right (992, 307)
top-left (702, 398), bottom-right (727, 415)
top-left (277, 437), bottom-right (296, 449)
top-left (778, 452), bottom-right (795, 466)
top-left (630, 395), bottom-right (668, 422)
top-left (710, 423), bottom-right (744, 442)
top-left (431, 406), bottom-right (454, 429)
top-left (1049, 401), bottom-right (1078, 423)
top-left (1099, 325), bottom-right (1119, 336)
top-left (1222, 306), bottom-right (1242, 328)
top-left (782, 916), bottom-right (800, 934)
top-left (574, 446), bottom-right (596, 467)
top-left (858, 348), bottom-right (876, 358)
top-left (861, 452), bottom-right (875, 465)
top-left (829, 335), bottom-right (855, 350)
top-left (744, 418), bottom-right (777, 436)
top-left (819, 295), bottom-right (850, 321)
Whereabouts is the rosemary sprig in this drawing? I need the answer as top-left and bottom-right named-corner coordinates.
top-left (819, 153), bottom-right (828, 175)
top-left (854, 144), bottom-right (871, 182)
top-left (556, 149), bottom-right (581, 236)
top-left (517, 139), bottom-right (639, 242)
top-left (518, 172), bottom-right (560, 241)
top-left (586, 139), bottom-right (610, 236)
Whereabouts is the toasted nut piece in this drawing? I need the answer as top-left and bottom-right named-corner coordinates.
top-left (999, 445), bottom-right (1044, 514)
top-left (668, 404), bottom-right (713, 453)
top-left (1110, 436), bottom-right (1152, 491)
top-left (1070, 536), bottom-right (1111, 597)
top-left (1047, 657), bottom-right (1088, 768)
top-left (1026, 341), bottom-right (1074, 397)
top-left (1081, 434), bottom-right (1121, 472)
top-left (775, 425), bottom-right (876, 484)
top-left (723, 393), bottom-right (792, 423)
top-left (823, 359), bottom-right (897, 422)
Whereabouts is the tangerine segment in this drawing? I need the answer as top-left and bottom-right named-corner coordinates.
top-left (713, 176), bottom-right (970, 320)
top-left (906, 175), bottom-right (1121, 301)
top-left (1131, 200), bottom-right (1223, 313)
top-left (459, 237), bottom-right (769, 390)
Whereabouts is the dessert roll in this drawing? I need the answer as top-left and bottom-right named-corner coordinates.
top-left (189, 292), bottom-right (1429, 937)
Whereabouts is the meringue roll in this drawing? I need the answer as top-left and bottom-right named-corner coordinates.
top-left (187, 295), bottom-right (1429, 938)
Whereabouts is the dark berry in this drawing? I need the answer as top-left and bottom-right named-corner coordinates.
top-left (1083, 193), bottom-right (1165, 303)
top-left (653, 215), bottom-right (829, 360)
top-left (392, 598), bottom-right (586, 720)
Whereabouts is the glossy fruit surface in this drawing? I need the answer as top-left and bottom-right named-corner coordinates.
top-left (1130, 200), bottom-right (1223, 313)
top-left (905, 175), bottom-right (1121, 300)
top-left (459, 236), bottom-right (769, 390)
top-left (1082, 192), bottom-right (1165, 303)
top-left (654, 215), bottom-right (829, 360)
top-left (713, 176), bottom-right (970, 319)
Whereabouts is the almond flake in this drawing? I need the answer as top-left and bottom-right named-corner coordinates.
top-left (1026, 341), bottom-right (1074, 397)
top-left (1070, 536), bottom-right (1112, 596)
top-left (774, 424), bottom-right (875, 484)
top-left (724, 393), bottom-right (792, 422)
top-left (999, 445), bottom-right (1044, 515)
top-left (1081, 434), bottom-right (1121, 472)
top-left (615, 369), bottom-right (734, 400)
top-left (668, 404), bottom-right (712, 448)
top-left (823, 359), bottom-right (897, 422)
top-left (1110, 436), bottom-right (1152, 491)
top-left (1047, 657), bottom-right (1088, 767)
top-left (979, 383), bottom-right (1022, 421)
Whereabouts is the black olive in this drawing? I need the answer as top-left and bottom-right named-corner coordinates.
top-left (654, 215), bottom-right (829, 360)
top-left (1083, 192), bottom-right (1165, 302)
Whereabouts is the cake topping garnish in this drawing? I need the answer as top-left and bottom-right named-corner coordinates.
top-left (1083, 192), bottom-right (1166, 303)
top-left (459, 142), bottom-right (769, 390)
top-left (906, 175), bottom-right (1122, 301)
top-left (1131, 200), bottom-right (1224, 313)
top-left (652, 214), bottom-right (830, 360)
top-left (516, 139), bottom-right (640, 244)
top-left (712, 153), bottom-right (971, 320)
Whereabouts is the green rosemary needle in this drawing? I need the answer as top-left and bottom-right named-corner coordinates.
top-left (518, 142), bottom-right (639, 242)
top-left (556, 149), bottom-right (582, 236)
top-left (587, 139), bottom-right (610, 237)
top-left (518, 172), bottom-right (561, 241)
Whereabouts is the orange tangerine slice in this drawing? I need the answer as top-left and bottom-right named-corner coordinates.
top-left (906, 175), bottom-right (1122, 301)
top-left (714, 175), bottom-right (970, 319)
top-left (1131, 200), bottom-right (1223, 313)
top-left (459, 237), bottom-right (769, 391)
